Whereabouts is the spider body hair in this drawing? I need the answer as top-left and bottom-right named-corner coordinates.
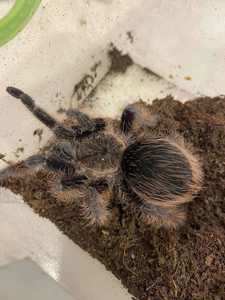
top-left (80, 186), bottom-right (111, 226)
top-left (121, 102), bottom-right (159, 135)
top-left (117, 181), bottom-right (187, 228)
top-left (0, 155), bottom-right (47, 181)
top-left (75, 132), bottom-right (125, 173)
top-left (121, 136), bottom-right (202, 209)
top-left (139, 203), bottom-right (186, 228)
top-left (50, 174), bottom-right (88, 204)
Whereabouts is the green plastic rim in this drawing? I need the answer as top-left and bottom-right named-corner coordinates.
top-left (0, 0), bottom-right (42, 47)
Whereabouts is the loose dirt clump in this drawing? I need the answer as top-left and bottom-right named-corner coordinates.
top-left (108, 46), bottom-right (133, 73)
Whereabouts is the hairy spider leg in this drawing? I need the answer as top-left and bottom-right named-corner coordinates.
top-left (139, 201), bottom-right (186, 228)
top-left (0, 141), bottom-right (77, 181)
top-left (120, 103), bottom-right (159, 134)
top-left (119, 185), bottom-right (186, 228)
top-left (53, 175), bottom-right (111, 225)
top-left (46, 142), bottom-right (75, 175)
top-left (61, 175), bottom-right (88, 188)
top-left (120, 105), bottom-right (136, 134)
top-left (6, 87), bottom-right (76, 139)
top-left (7, 87), bottom-right (106, 139)
top-left (67, 109), bottom-right (106, 138)
top-left (80, 185), bottom-right (111, 226)
top-left (0, 154), bottom-right (46, 181)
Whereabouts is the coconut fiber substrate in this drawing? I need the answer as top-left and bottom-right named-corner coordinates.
top-left (1, 96), bottom-right (225, 300)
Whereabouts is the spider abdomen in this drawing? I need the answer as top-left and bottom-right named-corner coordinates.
top-left (121, 137), bottom-right (202, 208)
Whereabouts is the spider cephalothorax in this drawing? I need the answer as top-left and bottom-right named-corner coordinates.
top-left (75, 132), bottom-right (125, 172)
top-left (0, 87), bottom-right (203, 227)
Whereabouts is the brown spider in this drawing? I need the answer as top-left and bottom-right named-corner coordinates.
top-left (0, 87), bottom-right (203, 228)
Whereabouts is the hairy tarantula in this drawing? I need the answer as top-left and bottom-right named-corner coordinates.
top-left (0, 87), bottom-right (203, 227)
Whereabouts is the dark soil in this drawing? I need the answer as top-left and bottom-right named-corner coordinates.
top-left (1, 96), bottom-right (225, 300)
top-left (108, 46), bottom-right (133, 73)
top-left (72, 61), bottom-right (101, 101)
top-left (127, 31), bottom-right (134, 44)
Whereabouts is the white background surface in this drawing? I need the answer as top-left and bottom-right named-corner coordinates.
top-left (0, 259), bottom-right (75, 300)
top-left (113, 0), bottom-right (225, 97)
top-left (0, 188), bottom-right (132, 300)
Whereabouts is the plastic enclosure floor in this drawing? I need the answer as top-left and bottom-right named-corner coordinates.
top-left (0, 259), bottom-right (75, 300)
top-left (0, 188), bottom-right (132, 300)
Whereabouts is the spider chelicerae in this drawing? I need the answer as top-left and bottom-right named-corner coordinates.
top-left (0, 87), bottom-right (203, 228)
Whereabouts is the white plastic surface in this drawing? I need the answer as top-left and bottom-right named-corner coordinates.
top-left (0, 187), bottom-right (132, 300)
top-left (113, 0), bottom-right (225, 97)
top-left (78, 63), bottom-right (193, 119)
top-left (0, 259), bottom-right (75, 300)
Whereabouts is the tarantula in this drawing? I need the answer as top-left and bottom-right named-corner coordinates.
top-left (0, 87), bottom-right (203, 227)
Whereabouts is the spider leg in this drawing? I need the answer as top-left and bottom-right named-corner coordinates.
top-left (61, 175), bottom-right (88, 188)
top-left (46, 142), bottom-right (75, 175)
top-left (7, 87), bottom-right (106, 140)
top-left (52, 175), bottom-right (112, 226)
top-left (80, 184), bottom-right (111, 226)
top-left (67, 110), bottom-right (106, 137)
top-left (120, 105), bottom-right (136, 134)
top-left (119, 183), bottom-right (186, 228)
top-left (46, 157), bottom-right (75, 175)
top-left (50, 174), bottom-right (88, 204)
top-left (6, 87), bottom-right (75, 139)
top-left (0, 154), bottom-right (46, 181)
top-left (66, 110), bottom-right (94, 127)
top-left (89, 178), bottom-right (110, 192)
top-left (0, 141), bottom-right (76, 182)
top-left (139, 202), bottom-right (186, 228)
top-left (120, 103), bottom-right (159, 134)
